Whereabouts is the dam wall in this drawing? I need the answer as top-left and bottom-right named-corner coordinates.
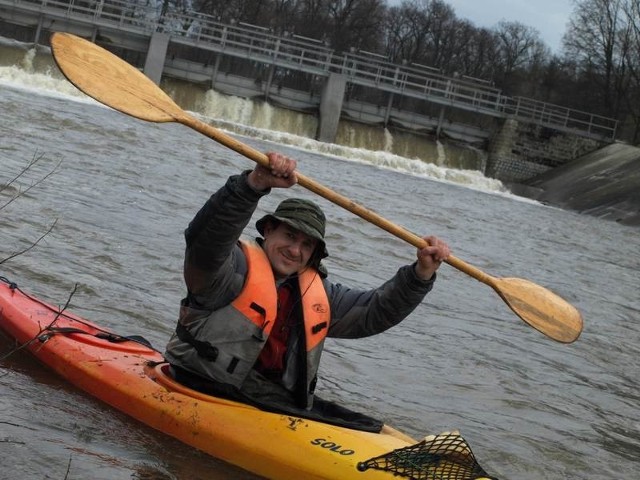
top-left (487, 119), bottom-right (604, 183)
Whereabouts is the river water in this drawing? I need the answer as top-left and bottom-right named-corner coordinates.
top-left (0, 42), bottom-right (638, 480)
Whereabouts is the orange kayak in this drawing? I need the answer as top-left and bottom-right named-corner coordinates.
top-left (0, 278), bottom-right (493, 480)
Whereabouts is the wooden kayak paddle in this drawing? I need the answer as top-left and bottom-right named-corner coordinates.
top-left (49, 32), bottom-right (583, 343)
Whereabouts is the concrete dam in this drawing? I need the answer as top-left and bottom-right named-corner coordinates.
top-left (0, 0), bottom-right (637, 227)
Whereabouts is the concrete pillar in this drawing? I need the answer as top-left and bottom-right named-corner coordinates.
top-left (486, 118), bottom-right (518, 179)
top-left (316, 73), bottom-right (347, 143)
top-left (143, 32), bottom-right (170, 85)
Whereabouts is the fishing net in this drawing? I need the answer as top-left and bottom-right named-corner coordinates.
top-left (357, 431), bottom-right (497, 480)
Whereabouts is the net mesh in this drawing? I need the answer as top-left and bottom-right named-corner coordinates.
top-left (357, 431), bottom-right (497, 480)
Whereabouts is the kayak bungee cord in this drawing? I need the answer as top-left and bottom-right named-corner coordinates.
top-left (0, 276), bottom-right (161, 362)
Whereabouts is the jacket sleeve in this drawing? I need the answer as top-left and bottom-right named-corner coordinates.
top-left (325, 264), bottom-right (436, 338)
top-left (183, 171), bottom-right (268, 308)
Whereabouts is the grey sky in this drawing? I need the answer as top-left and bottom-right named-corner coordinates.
top-left (387, 0), bottom-right (574, 53)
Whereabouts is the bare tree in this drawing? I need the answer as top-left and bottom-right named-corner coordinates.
top-left (193, 0), bottom-right (269, 24)
top-left (618, 0), bottom-right (640, 141)
top-left (382, 0), bottom-right (456, 68)
top-left (325, 0), bottom-right (387, 52)
top-left (419, 0), bottom-right (458, 70)
top-left (383, 2), bottom-right (420, 63)
top-left (270, 0), bottom-right (302, 35)
top-left (292, 0), bottom-right (329, 40)
top-left (439, 20), bottom-right (500, 82)
top-left (493, 20), bottom-right (549, 94)
top-left (563, 0), bottom-right (628, 116)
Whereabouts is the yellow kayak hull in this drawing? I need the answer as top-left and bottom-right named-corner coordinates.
top-left (0, 281), bottom-right (415, 479)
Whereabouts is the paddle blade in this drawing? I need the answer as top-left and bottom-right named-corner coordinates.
top-left (493, 277), bottom-right (583, 343)
top-left (50, 32), bottom-right (181, 122)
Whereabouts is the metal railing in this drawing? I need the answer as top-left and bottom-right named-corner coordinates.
top-left (0, 0), bottom-right (618, 140)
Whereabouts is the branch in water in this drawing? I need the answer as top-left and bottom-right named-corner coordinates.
top-left (0, 219), bottom-right (58, 265)
top-left (0, 152), bottom-right (62, 211)
top-left (1, 152), bottom-right (62, 264)
top-left (0, 283), bottom-right (78, 362)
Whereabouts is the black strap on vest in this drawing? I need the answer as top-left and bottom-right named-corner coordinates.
top-left (175, 323), bottom-right (219, 361)
top-left (311, 321), bottom-right (328, 334)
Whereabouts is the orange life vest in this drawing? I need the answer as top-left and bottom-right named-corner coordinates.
top-left (167, 240), bottom-right (330, 407)
top-left (232, 241), bottom-right (330, 354)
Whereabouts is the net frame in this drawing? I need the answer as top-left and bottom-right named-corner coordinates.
top-left (357, 431), bottom-right (497, 480)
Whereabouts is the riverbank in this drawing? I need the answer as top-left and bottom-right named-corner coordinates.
top-left (509, 142), bottom-right (640, 226)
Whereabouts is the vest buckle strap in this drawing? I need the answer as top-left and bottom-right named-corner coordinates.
top-left (176, 323), bottom-right (219, 361)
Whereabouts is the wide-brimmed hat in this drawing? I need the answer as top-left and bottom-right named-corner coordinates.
top-left (256, 198), bottom-right (328, 259)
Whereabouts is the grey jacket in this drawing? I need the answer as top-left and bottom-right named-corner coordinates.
top-left (165, 171), bottom-right (436, 406)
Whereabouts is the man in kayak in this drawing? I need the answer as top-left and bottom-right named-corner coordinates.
top-left (165, 152), bottom-right (450, 432)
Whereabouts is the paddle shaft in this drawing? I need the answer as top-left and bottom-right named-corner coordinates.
top-left (178, 114), bottom-right (494, 286)
top-left (184, 110), bottom-right (583, 343)
top-left (49, 32), bottom-right (582, 342)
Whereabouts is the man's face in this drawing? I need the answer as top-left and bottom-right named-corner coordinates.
top-left (262, 222), bottom-right (318, 279)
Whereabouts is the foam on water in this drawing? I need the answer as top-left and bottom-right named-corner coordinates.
top-left (0, 40), bottom-right (102, 106)
top-left (192, 110), bottom-right (516, 198)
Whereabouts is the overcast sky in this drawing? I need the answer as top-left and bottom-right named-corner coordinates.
top-left (388, 0), bottom-right (575, 53)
